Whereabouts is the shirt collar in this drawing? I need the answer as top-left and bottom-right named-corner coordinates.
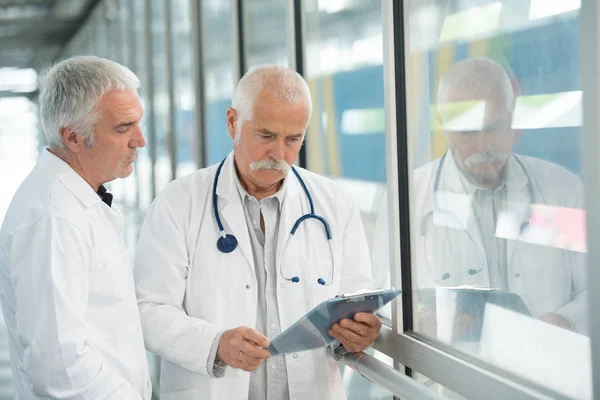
top-left (39, 148), bottom-right (104, 208)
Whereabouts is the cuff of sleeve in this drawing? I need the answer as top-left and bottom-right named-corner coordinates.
top-left (331, 341), bottom-right (349, 361)
top-left (207, 330), bottom-right (228, 378)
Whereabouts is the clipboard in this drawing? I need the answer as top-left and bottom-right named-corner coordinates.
top-left (434, 286), bottom-right (531, 343)
top-left (267, 288), bottom-right (401, 356)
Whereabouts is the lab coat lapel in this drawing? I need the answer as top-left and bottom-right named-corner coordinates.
top-left (438, 152), bottom-right (486, 261)
top-left (504, 155), bottom-right (531, 269)
top-left (216, 153), bottom-right (256, 275)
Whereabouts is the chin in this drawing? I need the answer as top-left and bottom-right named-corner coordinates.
top-left (255, 169), bottom-right (286, 184)
top-left (113, 165), bottom-right (134, 179)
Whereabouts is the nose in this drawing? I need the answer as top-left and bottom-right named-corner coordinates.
top-left (269, 137), bottom-right (285, 161)
top-left (473, 131), bottom-right (491, 153)
top-left (131, 125), bottom-right (146, 148)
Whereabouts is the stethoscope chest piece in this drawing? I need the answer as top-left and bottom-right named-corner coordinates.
top-left (217, 233), bottom-right (238, 253)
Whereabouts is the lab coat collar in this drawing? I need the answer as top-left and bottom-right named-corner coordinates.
top-left (39, 148), bottom-right (103, 209)
top-left (216, 152), bottom-right (300, 204)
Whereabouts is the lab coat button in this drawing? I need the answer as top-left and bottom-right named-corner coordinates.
top-left (270, 323), bottom-right (276, 330)
top-left (293, 354), bottom-right (298, 359)
top-left (514, 273), bottom-right (520, 278)
top-left (246, 284), bottom-right (251, 289)
top-left (280, 283), bottom-right (285, 288)
top-left (271, 364), bottom-right (277, 370)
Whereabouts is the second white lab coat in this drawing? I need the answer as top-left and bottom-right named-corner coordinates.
top-left (0, 149), bottom-right (151, 399)
top-left (134, 153), bottom-right (372, 400)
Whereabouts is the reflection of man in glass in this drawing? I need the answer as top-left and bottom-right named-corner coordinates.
top-left (413, 57), bottom-right (588, 338)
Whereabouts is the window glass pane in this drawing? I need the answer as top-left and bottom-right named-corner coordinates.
top-left (0, 96), bottom-right (39, 398)
top-left (132, 0), bottom-right (153, 210)
top-left (171, 0), bottom-right (197, 177)
top-left (151, 0), bottom-right (172, 192)
top-left (404, 1), bottom-right (590, 398)
top-left (244, 0), bottom-right (291, 68)
top-left (92, 5), bottom-right (109, 58)
top-left (105, 0), bottom-right (121, 63)
top-left (202, 0), bottom-right (235, 165)
top-left (303, 0), bottom-right (387, 291)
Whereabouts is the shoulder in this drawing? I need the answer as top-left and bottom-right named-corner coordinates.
top-left (293, 167), bottom-right (350, 204)
top-left (1, 165), bottom-right (87, 239)
top-left (514, 154), bottom-right (582, 199)
top-left (153, 163), bottom-right (218, 208)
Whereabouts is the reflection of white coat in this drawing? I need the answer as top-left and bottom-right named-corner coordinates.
top-left (134, 153), bottom-right (372, 400)
top-left (414, 152), bottom-right (588, 334)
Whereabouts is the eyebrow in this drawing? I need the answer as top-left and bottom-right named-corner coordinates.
top-left (113, 121), bottom-right (136, 130)
top-left (257, 129), bottom-right (304, 138)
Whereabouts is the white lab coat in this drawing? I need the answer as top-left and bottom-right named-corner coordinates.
top-left (413, 152), bottom-right (588, 334)
top-left (134, 153), bottom-right (372, 400)
top-left (0, 149), bottom-right (151, 399)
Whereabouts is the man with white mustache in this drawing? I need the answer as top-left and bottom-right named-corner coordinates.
top-left (409, 58), bottom-right (587, 339)
top-left (134, 65), bottom-right (379, 400)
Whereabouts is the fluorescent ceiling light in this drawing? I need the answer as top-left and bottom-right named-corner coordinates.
top-left (318, 0), bottom-right (350, 14)
top-left (439, 2), bottom-right (502, 43)
top-left (0, 68), bottom-right (37, 92)
top-left (529, 0), bottom-right (581, 20)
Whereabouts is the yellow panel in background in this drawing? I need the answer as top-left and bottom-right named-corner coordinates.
top-left (408, 53), bottom-right (422, 153)
top-left (323, 75), bottom-right (341, 177)
top-left (307, 78), bottom-right (324, 174)
top-left (432, 43), bottom-right (455, 159)
top-left (469, 37), bottom-right (491, 58)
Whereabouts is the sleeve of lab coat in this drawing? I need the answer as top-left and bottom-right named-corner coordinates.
top-left (338, 191), bottom-right (374, 295)
top-left (556, 180), bottom-right (589, 335)
top-left (556, 250), bottom-right (589, 335)
top-left (9, 217), bottom-right (142, 400)
top-left (134, 197), bottom-right (224, 377)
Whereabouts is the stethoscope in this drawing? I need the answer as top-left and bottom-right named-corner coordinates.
top-left (213, 158), bottom-right (336, 286)
top-left (421, 152), bottom-right (534, 282)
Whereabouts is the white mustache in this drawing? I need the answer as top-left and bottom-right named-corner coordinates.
top-left (249, 158), bottom-right (291, 174)
top-left (464, 151), bottom-right (509, 168)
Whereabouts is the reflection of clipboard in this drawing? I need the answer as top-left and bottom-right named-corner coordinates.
top-left (435, 287), bottom-right (531, 343)
top-left (267, 288), bottom-right (401, 356)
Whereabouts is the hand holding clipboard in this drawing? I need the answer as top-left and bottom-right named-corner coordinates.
top-left (267, 288), bottom-right (401, 356)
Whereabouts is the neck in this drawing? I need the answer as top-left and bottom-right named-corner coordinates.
top-left (234, 160), bottom-right (283, 201)
top-left (49, 147), bottom-right (102, 192)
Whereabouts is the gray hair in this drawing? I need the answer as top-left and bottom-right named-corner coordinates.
top-left (39, 55), bottom-right (140, 149)
top-left (437, 58), bottom-right (515, 115)
top-left (231, 65), bottom-right (312, 141)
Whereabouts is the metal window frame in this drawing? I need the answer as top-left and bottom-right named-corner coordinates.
top-left (144, 0), bottom-right (157, 199)
top-left (190, 0), bottom-right (206, 168)
top-left (291, 0), bottom-right (307, 168)
top-left (581, 0), bottom-right (600, 396)
top-left (232, 0), bottom-right (247, 80)
top-left (164, 0), bottom-right (177, 180)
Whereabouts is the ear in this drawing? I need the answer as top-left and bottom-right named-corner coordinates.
top-left (59, 127), bottom-right (84, 153)
top-left (226, 107), bottom-right (237, 141)
top-left (511, 129), bottom-right (520, 144)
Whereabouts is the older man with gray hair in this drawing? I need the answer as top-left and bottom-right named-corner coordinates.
top-left (0, 56), bottom-right (151, 399)
top-left (134, 65), bottom-right (380, 400)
